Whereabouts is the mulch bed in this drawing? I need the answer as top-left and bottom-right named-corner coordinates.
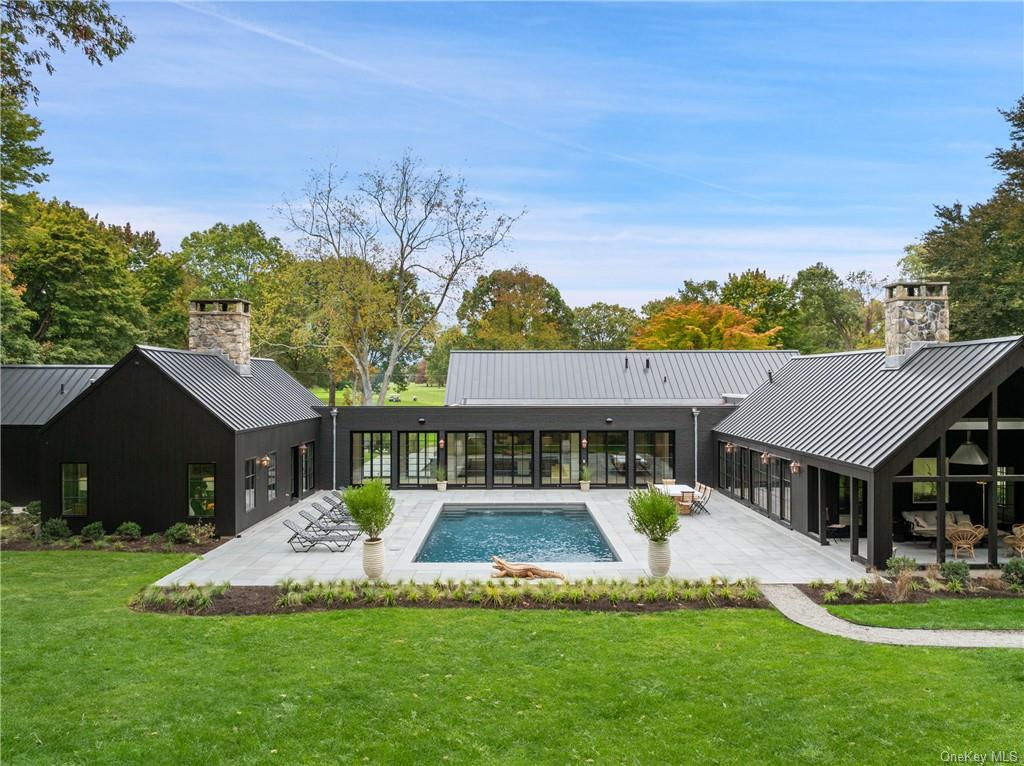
top-left (798, 582), bottom-right (1022, 606)
top-left (134, 585), bottom-right (772, 616)
top-left (0, 538), bottom-right (227, 554)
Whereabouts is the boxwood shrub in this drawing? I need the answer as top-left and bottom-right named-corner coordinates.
top-left (80, 521), bottom-right (106, 541)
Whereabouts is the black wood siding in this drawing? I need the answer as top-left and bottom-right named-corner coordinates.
top-left (1, 426), bottom-right (41, 505)
top-left (234, 420), bottom-right (319, 533)
top-left (316, 405), bottom-right (734, 490)
top-left (40, 353), bottom-right (237, 536)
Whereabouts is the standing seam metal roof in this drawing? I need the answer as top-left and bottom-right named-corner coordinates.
top-left (1, 365), bottom-right (111, 425)
top-left (714, 337), bottom-right (1024, 470)
top-left (444, 350), bottom-right (797, 405)
top-left (136, 347), bottom-right (322, 432)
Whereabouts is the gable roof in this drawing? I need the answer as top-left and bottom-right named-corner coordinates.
top-left (135, 346), bottom-right (321, 432)
top-left (1, 365), bottom-right (111, 426)
top-left (444, 349), bottom-right (797, 406)
top-left (715, 337), bottom-right (1024, 471)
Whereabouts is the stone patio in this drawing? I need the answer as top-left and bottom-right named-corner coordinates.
top-left (157, 488), bottom-right (868, 586)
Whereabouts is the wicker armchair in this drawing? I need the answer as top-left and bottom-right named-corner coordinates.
top-left (1004, 525), bottom-right (1024, 558)
top-left (946, 525), bottom-right (986, 559)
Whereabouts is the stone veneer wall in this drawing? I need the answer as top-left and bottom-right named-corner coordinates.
top-left (188, 302), bottom-right (251, 373)
top-left (884, 289), bottom-right (949, 358)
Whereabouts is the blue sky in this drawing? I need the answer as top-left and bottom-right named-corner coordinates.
top-left (34, 1), bottom-right (1023, 307)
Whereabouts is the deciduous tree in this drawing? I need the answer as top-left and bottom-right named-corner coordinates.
top-left (572, 302), bottom-right (640, 350)
top-left (631, 302), bottom-right (780, 350)
top-left (457, 268), bottom-right (576, 349)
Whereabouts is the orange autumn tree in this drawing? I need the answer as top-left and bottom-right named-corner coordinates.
top-left (631, 302), bottom-right (781, 350)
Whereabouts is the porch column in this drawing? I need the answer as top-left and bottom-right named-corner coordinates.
top-left (936, 435), bottom-right (946, 564)
top-left (867, 474), bottom-right (893, 568)
top-left (848, 476), bottom-right (859, 559)
top-left (988, 388), bottom-right (999, 566)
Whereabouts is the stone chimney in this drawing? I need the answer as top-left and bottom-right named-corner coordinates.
top-left (188, 299), bottom-right (251, 375)
top-left (884, 281), bottom-right (949, 366)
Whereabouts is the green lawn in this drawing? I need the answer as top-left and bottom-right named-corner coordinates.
top-left (310, 382), bottom-right (445, 406)
top-left (828, 597), bottom-right (1024, 630)
top-left (3, 553), bottom-right (1023, 765)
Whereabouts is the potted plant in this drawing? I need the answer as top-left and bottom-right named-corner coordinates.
top-left (343, 479), bottom-right (395, 579)
top-left (579, 465), bottom-right (591, 491)
top-left (435, 464), bottom-right (448, 492)
top-left (627, 486), bottom-right (680, 577)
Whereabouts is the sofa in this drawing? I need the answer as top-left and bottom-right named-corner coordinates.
top-left (901, 510), bottom-right (974, 540)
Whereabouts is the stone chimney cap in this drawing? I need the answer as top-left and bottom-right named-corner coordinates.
top-left (189, 298), bottom-right (251, 312)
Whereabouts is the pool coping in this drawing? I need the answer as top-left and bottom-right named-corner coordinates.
top-left (389, 496), bottom-right (640, 579)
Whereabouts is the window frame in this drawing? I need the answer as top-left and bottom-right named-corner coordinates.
top-left (266, 452), bottom-right (277, 502)
top-left (587, 431), bottom-right (628, 486)
top-left (60, 462), bottom-right (88, 517)
top-left (351, 432), bottom-right (391, 484)
top-left (446, 431), bottom-right (486, 487)
top-left (635, 431), bottom-right (674, 485)
top-left (187, 463), bottom-right (216, 518)
top-left (492, 431), bottom-right (533, 486)
top-left (244, 457), bottom-right (257, 512)
top-left (398, 432), bottom-right (439, 488)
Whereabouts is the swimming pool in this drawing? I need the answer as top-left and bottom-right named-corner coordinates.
top-left (415, 504), bottom-right (618, 563)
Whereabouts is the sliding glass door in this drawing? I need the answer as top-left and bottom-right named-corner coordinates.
top-left (541, 431), bottom-right (580, 486)
top-left (446, 431), bottom-right (486, 487)
top-left (587, 431), bottom-right (627, 486)
top-left (493, 432), bottom-right (533, 486)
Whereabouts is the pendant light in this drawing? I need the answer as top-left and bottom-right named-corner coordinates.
top-left (950, 431), bottom-right (988, 465)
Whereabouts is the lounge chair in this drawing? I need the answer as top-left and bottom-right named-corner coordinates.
top-left (322, 494), bottom-right (347, 511)
top-left (311, 500), bottom-right (354, 524)
top-left (298, 509), bottom-right (359, 537)
top-left (283, 519), bottom-right (356, 552)
top-left (1003, 524), bottom-right (1024, 558)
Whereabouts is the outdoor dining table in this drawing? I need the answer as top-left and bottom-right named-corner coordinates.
top-left (654, 483), bottom-right (695, 497)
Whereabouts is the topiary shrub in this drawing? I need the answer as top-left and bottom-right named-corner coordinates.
top-left (0, 500), bottom-right (13, 514)
top-left (115, 521), bottom-right (142, 540)
top-left (24, 500), bottom-right (42, 520)
top-left (939, 560), bottom-right (970, 585)
top-left (164, 522), bottom-right (192, 544)
top-left (343, 479), bottom-right (395, 541)
top-left (41, 517), bottom-right (71, 542)
top-left (1002, 558), bottom-right (1024, 588)
top-left (80, 521), bottom-right (106, 541)
top-left (885, 555), bottom-right (918, 577)
top-left (627, 487), bottom-right (679, 542)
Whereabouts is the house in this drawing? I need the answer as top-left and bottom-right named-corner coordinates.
top-left (1, 365), bottom-right (110, 505)
top-left (318, 348), bottom-right (797, 491)
top-left (713, 282), bottom-right (1024, 568)
top-left (38, 300), bottom-right (322, 536)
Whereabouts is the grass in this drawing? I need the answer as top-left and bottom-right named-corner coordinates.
top-left (3, 553), bottom-right (1024, 765)
top-left (828, 598), bottom-right (1024, 630)
top-left (309, 382), bottom-right (445, 406)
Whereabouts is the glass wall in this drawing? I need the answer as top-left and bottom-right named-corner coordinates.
top-left (399, 432), bottom-right (438, 487)
top-left (447, 432), bottom-right (486, 487)
top-left (187, 463), bottom-right (215, 517)
top-left (780, 459), bottom-right (792, 522)
top-left (768, 457), bottom-right (781, 517)
top-left (635, 431), bottom-right (674, 484)
top-left (267, 452), bottom-right (277, 502)
top-left (588, 431), bottom-right (627, 486)
top-left (352, 432), bottom-right (391, 484)
top-left (493, 432), bottom-right (533, 486)
top-left (541, 431), bottom-right (581, 486)
top-left (741, 448), bottom-right (751, 501)
top-left (752, 452), bottom-right (768, 509)
top-left (60, 463), bottom-right (88, 516)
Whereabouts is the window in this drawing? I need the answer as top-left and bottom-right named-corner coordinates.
top-left (352, 432), bottom-right (391, 484)
top-left (912, 457), bottom-right (937, 502)
top-left (447, 432), bottom-right (486, 487)
top-left (780, 459), bottom-right (792, 522)
top-left (541, 432), bottom-right (580, 486)
top-left (187, 464), bottom-right (216, 517)
top-left (267, 452), bottom-right (277, 502)
top-left (718, 442), bottom-right (727, 489)
top-left (635, 431), bottom-right (674, 485)
top-left (741, 448), bottom-right (751, 501)
top-left (301, 442), bottom-right (315, 493)
top-left (588, 431), bottom-right (627, 486)
top-left (244, 458), bottom-right (256, 511)
top-left (768, 457), bottom-right (782, 516)
top-left (399, 432), bottom-right (438, 487)
top-left (61, 463), bottom-right (88, 516)
top-left (997, 467), bottom-right (1016, 524)
top-left (752, 452), bottom-right (768, 510)
top-left (493, 432), bottom-right (533, 486)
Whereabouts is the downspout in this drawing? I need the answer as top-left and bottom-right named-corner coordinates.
top-left (331, 408), bottom-right (338, 489)
top-left (691, 408), bottom-right (701, 485)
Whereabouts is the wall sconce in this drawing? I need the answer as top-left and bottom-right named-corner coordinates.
top-left (438, 438), bottom-right (446, 450)
top-left (581, 438), bottom-right (588, 449)
top-left (298, 444), bottom-right (308, 456)
top-left (790, 461), bottom-right (801, 474)
top-left (725, 442), bottom-right (736, 454)
top-left (761, 452), bottom-right (771, 464)
top-left (257, 455), bottom-right (271, 468)
top-left (417, 417), bottom-right (426, 425)
top-left (605, 417), bottom-right (613, 424)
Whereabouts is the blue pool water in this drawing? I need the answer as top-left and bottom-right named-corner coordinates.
top-left (415, 504), bottom-right (618, 563)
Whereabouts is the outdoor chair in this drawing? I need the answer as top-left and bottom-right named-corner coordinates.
top-left (691, 485), bottom-right (712, 515)
top-left (674, 494), bottom-right (693, 515)
top-left (312, 500), bottom-right (355, 525)
top-left (1003, 525), bottom-right (1024, 558)
top-left (323, 494), bottom-right (347, 511)
top-left (298, 509), bottom-right (359, 538)
top-left (283, 519), bottom-right (356, 553)
top-left (946, 525), bottom-right (986, 559)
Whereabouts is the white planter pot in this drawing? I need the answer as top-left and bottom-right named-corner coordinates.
top-left (362, 538), bottom-right (385, 579)
top-left (579, 481), bottom-right (590, 492)
top-left (648, 540), bottom-right (671, 578)
top-left (436, 481), bottom-right (447, 492)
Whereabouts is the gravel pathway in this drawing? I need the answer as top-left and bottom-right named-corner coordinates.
top-left (761, 584), bottom-right (1024, 649)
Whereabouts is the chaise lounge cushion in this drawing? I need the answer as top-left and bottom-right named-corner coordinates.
top-left (901, 511), bottom-right (973, 538)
